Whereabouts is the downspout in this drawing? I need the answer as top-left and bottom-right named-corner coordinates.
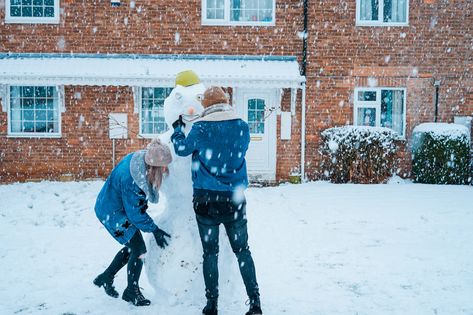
top-left (301, 83), bottom-right (307, 182)
top-left (300, 0), bottom-right (308, 181)
top-left (434, 80), bottom-right (441, 122)
top-left (302, 0), bottom-right (308, 76)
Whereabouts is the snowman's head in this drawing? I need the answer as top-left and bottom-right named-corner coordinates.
top-left (163, 71), bottom-right (206, 131)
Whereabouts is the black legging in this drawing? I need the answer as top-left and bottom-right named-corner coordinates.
top-left (104, 230), bottom-right (147, 288)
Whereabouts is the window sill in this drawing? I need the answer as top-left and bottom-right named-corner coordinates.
top-left (7, 133), bottom-right (62, 138)
top-left (5, 17), bottom-right (60, 24)
top-left (139, 133), bottom-right (167, 139)
top-left (201, 20), bottom-right (275, 27)
top-left (355, 22), bottom-right (409, 27)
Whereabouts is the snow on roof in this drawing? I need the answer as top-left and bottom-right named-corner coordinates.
top-left (413, 123), bottom-right (470, 140)
top-left (0, 53), bottom-right (305, 88)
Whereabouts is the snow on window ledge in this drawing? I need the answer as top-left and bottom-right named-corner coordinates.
top-left (7, 133), bottom-right (62, 139)
top-left (201, 20), bottom-right (275, 27)
top-left (355, 21), bottom-right (409, 27)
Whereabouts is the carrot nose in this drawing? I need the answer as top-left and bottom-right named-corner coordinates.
top-left (187, 107), bottom-right (196, 115)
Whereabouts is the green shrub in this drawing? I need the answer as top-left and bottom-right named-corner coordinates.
top-left (320, 126), bottom-right (399, 184)
top-left (412, 123), bottom-right (471, 185)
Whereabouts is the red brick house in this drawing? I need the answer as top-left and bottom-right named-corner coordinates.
top-left (0, 0), bottom-right (471, 183)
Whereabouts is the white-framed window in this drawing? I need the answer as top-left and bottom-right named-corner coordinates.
top-left (139, 87), bottom-right (173, 138)
top-left (356, 0), bottom-right (408, 26)
top-left (202, 0), bottom-right (275, 26)
top-left (354, 87), bottom-right (406, 137)
top-left (5, 0), bottom-right (60, 24)
top-left (7, 86), bottom-right (61, 138)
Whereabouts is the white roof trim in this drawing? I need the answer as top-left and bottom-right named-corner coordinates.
top-left (0, 54), bottom-right (305, 89)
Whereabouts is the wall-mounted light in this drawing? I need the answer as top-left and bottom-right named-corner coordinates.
top-left (111, 0), bottom-right (121, 7)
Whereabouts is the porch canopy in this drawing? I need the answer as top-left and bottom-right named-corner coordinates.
top-left (0, 53), bottom-right (305, 89)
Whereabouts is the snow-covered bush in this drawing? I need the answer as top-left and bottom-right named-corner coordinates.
top-left (412, 123), bottom-right (471, 185)
top-left (320, 126), bottom-right (399, 183)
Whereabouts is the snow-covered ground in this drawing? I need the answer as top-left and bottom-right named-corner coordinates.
top-left (1, 180), bottom-right (473, 315)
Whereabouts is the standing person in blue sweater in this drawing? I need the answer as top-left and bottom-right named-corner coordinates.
top-left (93, 139), bottom-right (172, 306)
top-left (171, 86), bottom-right (262, 315)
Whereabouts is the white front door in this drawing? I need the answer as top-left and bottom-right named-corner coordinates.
top-left (234, 88), bottom-right (277, 181)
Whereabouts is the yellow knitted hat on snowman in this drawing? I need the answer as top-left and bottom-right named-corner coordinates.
top-left (175, 70), bottom-right (201, 87)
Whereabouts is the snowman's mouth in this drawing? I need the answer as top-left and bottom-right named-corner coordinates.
top-left (181, 113), bottom-right (201, 122)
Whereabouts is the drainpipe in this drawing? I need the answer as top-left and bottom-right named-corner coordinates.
top-left (434, 80), bottom-right (441, 122)
top-left (302, 0), bottom-right (309, 76)
top-left (301, 83), bottom-right (307, 182)
top-left (300, 0), bottom-right (308, 181)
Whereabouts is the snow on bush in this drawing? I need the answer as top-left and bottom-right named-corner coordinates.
top-left (320, 126), bottom-right (399, 184)
top-left (412, 123), bottom-right (471, 185)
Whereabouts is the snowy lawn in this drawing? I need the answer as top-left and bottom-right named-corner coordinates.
top-left (1, 180), bottom-right (472, 315)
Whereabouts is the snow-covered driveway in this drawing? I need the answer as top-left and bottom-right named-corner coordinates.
top-left (1, 181), bottom-right (472, 315)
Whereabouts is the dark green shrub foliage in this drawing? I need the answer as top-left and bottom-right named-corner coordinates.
top-left (320, 126), bottom-right (399, 184)
top-left (412, 123), bottom-right (471, 185)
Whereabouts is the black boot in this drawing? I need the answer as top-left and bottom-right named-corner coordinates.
top-left (93, 272), bottom-right (119, 298)
top-left (202, 299), bottom-right (218, 315)
top-left (245, 297), bottom-right (262, 315)
top-left (122, 285), bottom-right (151, 306)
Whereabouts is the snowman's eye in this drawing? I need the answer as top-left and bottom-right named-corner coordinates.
top-left (196, 94), bottom-right (204, 102)
top-left (175, 92), bottom-right (183, 100)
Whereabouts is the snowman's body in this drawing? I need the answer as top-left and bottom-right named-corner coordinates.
top-left (145, 83), bottom-right (238, 306)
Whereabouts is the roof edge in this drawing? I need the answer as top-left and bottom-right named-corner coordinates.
top-left (0, 52), bottom-right (299, 62)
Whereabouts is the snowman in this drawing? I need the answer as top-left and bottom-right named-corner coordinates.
top-left (145, 71), bottom-right (238, 307)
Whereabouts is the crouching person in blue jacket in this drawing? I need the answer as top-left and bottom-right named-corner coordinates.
top-left (93, 139), bottom-right (172, 306)
top-left (171, 86), bottom-right (262, 315)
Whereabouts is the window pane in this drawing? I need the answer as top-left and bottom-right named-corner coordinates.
top-left (381, 89), bottom-right (404, 135)
top-left (35, 110), bottom-right (47, 120)
top-left (22, 0), bottom-right (32, 4)
top-left (44, 0), bottom-right (54, 5)
top-left (50, 122), bottom-right (59, 133)
top-left (22, 86), bottom-right (34, 97)
top-left (47, 110), bottom-right (55, 121)
top-left (23, 121), bottom-right (35, 132)
top-left (383, 0), bottom-right (407, 22)
top-left (44, 7), bottom-right (54, 17)
top-left (36, 99), bottom-right (47, 109)
top-left (216, 8), bottom-right (224, 19)
top-left (22, 6), bottom-right (33, 17)
top-left (357, 90), bottom-right (377, 101)
top-left (11, 6), bottom-right (21, 16)
top-left (35, 86), bottom-right (46, 97)
top-left (33, 7), bottom-right (44, 17)
top-left (11, 0), bottom-right (22, 4)
top-left (24, 110), bottom-right (34, 121)
top-left (142, 88), bottom-right (152, 98)
top-left (357, 107), bottom-right (376, 127)
top-left (36, 122), bottom-right (47, 132)
top-left (11, 121), bottom-right (22, 133)
top-left (231, 0), bottom-right (273, 22)
top-left (33, 0), bottom-right (43, 4)
top-left (141, 87), bottom-right (172, 135)
top-left (359, 0), bottom-right (378, 21)
top-left (23, 99), bottom-right (34, 109)
top-left (256, 99), bottom-right (265, 110)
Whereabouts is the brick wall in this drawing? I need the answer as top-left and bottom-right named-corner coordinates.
top-left (305, 0), bottom-right (472, 180)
